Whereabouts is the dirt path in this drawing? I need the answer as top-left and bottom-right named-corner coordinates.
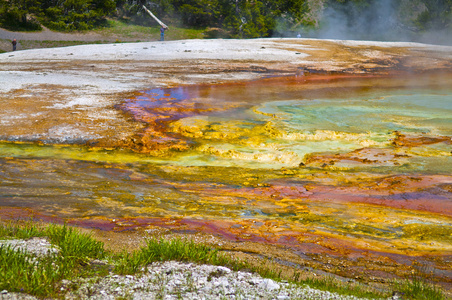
top-left (0, 26), bottom-right (156, 52)
top-left (0, 27), bottom-right (111, 41)
top-left (0, 27), bottom-right (105, 52)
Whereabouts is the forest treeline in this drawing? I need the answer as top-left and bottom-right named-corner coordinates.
top-left (0, 0), bottom-right (451, 39)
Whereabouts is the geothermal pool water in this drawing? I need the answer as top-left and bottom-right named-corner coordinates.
top-left (1, 74), bottom-right (451, 286)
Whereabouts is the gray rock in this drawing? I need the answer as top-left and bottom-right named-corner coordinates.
top-left (0, 238), bottom-right (59, 257)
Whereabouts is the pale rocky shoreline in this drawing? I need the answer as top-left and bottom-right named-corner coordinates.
top-left (0, 262), bottom-right (377, 300)
top-left (0, 238), bottom-right (388, 300)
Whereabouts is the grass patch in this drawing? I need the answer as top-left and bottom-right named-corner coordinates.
top-left (91, 19), bottom-right (156, 38)
top-left (0, 220), bottom-right (46, 239)
top-left (0, 220), bottom-right (446, 299)
top-left (0, 245), bottom-right (62, 296)
top-left (114, 237), bottom-right (234, 275)
top-left (92, 19), bottom-right (206, 40)
top-left (393, 274), bottom-right (446, 300)
top-left (45, 223), bottom-right (105, 259)
top-left (302, 276), bottom-right (383, 299)
top-left (0, 221), bottom-right (105, 260)
top-left (0, 221), bottom-right (106, 297)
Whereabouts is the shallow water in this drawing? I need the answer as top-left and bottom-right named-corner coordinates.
top-left (169, 91), bottom-right (452, 169)
top-left (1, 73), bottom-right (452, 285)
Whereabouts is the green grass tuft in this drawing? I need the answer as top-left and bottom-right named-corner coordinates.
top-left (95, 19), bottom-right (206, 40)
top-left (140, 238), bottom-right (220, 263)
top-left (0, 221), bottom-right (107, 297)
top-left (393, 276), bottom-right (446, 300)
top-left (114, 237), bottom-right (233, 275)
top-left (0, 244), bottom-right (64, 296)
top-left (0, 220), bottom-right (46, 239)
top-left (301, 276), bottom-right (382, 299)
top-left (45, 223), bottom-right (105, 259)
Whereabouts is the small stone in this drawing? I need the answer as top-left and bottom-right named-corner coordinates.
top-left (1, 290), bottom-right (8, 294)
top-left (217, 266), bottom-right (231, 273)
top-left (260, 278), bottom-right (280, 291)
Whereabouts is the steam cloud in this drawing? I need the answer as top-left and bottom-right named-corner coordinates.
top-left (293, 0), bottom-right (452, 45)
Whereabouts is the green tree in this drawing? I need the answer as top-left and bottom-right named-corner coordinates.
top-left (40, 0), bottom-right (115, 30)
top-left (262, 0), bottom-right (310, 32)
top-left (0, 0), bottom-right (42, 30)
top-left (222, 0), bottom-right (274, 37)
top-left (415, 0), bottom-right (452, 30)
top-left (166, 0), bottom-right (309, 38)
top-left (178, 0), bottom-right (218, 27)
top-left (0, 0), bottom-right (114, 31)
top-left (116, 0), bottom-right (174, 26)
